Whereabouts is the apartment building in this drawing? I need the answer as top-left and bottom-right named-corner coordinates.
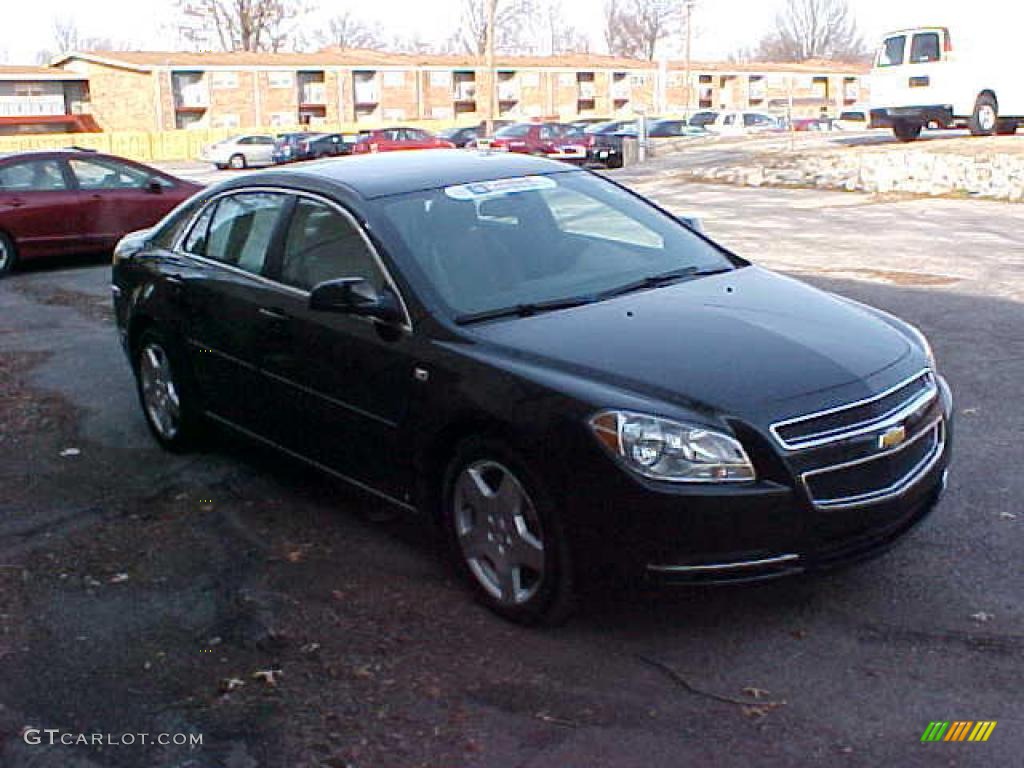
top-left (0, 66), bottom-right (98, 134)
top-left (49, 50), bottom-right (869, 133)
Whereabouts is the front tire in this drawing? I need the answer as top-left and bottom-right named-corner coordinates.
top-left (442, 438), bottom-right (574, 625)
top-left (0, 231), bottom-right (17, 277)
top-left (228, 153), bottom-right (247, 170)
top-left (968, 93), bottom-right (998, 136)
top-left (134, 329), bottom-right (203, 452)
top-left (893, 120), bottom-right (922, 142)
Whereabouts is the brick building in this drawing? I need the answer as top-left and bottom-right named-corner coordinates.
top-left (47, 50), bottom-right (869, 133)
top-left (0, 66), bottom-right (99, 134)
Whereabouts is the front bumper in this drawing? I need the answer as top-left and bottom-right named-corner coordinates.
top-left (562, 375), bottom-right (954, 585)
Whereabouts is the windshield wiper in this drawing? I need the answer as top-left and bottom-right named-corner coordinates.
top-left (455, 295), bottom-right (595, 325)
top-left (597, 265), bottom-right (733, 300)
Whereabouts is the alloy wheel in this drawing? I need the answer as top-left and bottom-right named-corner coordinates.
top-left (139, 342), bottom-right (181, 440)
top-left (978, 105), bottom-right (997, 132)
top-left (453, 460), bottom-right (545, 606)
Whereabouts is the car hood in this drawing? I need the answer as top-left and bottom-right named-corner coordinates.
top-left (465, 266), bottom-right (915, 416)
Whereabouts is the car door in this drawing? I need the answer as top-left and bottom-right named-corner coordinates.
top-left (241, 135), bottom-right (275, 166)
top-left (0, 156), bottom-right (81, 258)
top-left (68, 155), bottom-right (179, 248)
top-left (254, 193), bottom-right (418, 499)
top-left (176, 190), bottom-right (292, 428)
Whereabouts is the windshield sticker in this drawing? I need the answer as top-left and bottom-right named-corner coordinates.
top-left (444, 176), bottom-right (556, 201)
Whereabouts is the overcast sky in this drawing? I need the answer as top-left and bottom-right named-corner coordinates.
top-left (0, 0), bottom-right (991, 65)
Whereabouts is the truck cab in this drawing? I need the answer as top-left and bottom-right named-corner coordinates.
top-left (870, 26), bottom-right (1021, 141)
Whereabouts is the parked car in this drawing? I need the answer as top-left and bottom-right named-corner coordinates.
top-left (271, 132), bottom-right (321, 164)
top-left (568, 117), bottom-right (612, 129)
top-left (646, 119), bottom-right (708, 138)
top-left (870, 24), bottom-right (1023, 142)
top-left (275, 133), bottom-right (359, 163)
top-left (687, 111), bottom-right (719, 128)
top-left (438, 122), bottom-right (513, 148)
top-left (0, 149), bottom-right (199, 276)
top-left (706, 111), bottom-right (783, 135)
top-left (300, 133), bottom-right (360, 159)
top-left (351, 127), bottom-right (456, 154)
top-left (790, 117), bottom-right (834, 132)
top-left (834, 108), bottom-right (872, 131)
top-left (113, 150), bottom-right (952, 624)
top-left (200, 135), bottom-right (276, 169)
top-left (474, 122), bottom-right (587, 163)
top-left (439, 125), bottom-right (481, 148)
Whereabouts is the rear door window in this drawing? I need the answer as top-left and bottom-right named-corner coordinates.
top-left (0, 159), bottom-right (69, 191)
top-left (910, 32), bottom-right (941, 63)
top-left (879, 35), bottom-right (906, 66)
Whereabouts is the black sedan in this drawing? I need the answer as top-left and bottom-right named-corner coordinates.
top-left (112, 151), bottom-right (953, 624)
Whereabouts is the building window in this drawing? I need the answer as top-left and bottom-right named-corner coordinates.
top-left (268, 71), bottom-right (293, 89)
top-left (269, 112), bottom-right (293, 127)
top-left (211, 71), bottom-right (239, 89)
top-left (429, 70), bottom-right (451, 88)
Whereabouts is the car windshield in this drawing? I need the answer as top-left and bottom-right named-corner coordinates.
top-left (377, 171), bottom-right (736, 320)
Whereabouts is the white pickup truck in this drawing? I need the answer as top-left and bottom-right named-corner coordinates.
top-left (870, 26), bottom-right (1023, 142)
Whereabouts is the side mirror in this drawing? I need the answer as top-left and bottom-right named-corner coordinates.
top-left (676, 214), bottom-right (704, 234)
top-left (309, 277), bottom-right (403, 324)
top-left (147, 179), bottom-right (164, 194)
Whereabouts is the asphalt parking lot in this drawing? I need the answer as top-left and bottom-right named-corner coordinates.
top-left (1, 173), bottom-right (1021, 767)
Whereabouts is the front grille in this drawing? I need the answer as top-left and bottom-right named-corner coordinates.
top-left (772, 370), bottom-right (936, 450)
top-left (803, 421), bottom-right (943, 509)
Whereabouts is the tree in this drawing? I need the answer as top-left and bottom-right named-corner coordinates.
top-left (38, 18), bottom-right (128, 61)
top-left (753, 0), bottom-right (865, 62)
top-left (536, 1), bottom-right (591, 55)
top-left (604, 0), bottom-right (679, 60)
top-left (316, 11), bottom-right (383, 51)
top-left (177, 0), bottom-right (307, 53)
top-left (451, 0), bottom-right (537, 56)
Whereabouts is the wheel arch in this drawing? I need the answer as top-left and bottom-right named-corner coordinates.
top-left (415, 413), bottom-right (536, 520)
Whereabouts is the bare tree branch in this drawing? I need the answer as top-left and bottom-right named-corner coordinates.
top-left (753, 0), bottom-right (866, 62)
top-left (177, 0), bottom-right (308, 52)
top-left (604, 0), bottom-right (678, 60)
top-left (451, 0), bottom-right (537, 56)
top-left (316, 11), bottom-right (384, 51)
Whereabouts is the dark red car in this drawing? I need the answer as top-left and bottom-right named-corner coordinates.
top-left (473, 122), bottom-right (588, 163)
top-left (351, 127), bottom-right (456, 154)
top-left (0, 149), bottom-right (200, 275)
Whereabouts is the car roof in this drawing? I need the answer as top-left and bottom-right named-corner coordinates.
top-left (238, 149), bottom-right (577, 199)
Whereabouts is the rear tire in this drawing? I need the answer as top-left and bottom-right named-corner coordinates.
top-left (0, 231), bottom-right (17, 277)
top-left (228, 153), bottom-right (247, 170)
top-left (893, 120), bottom-right (922, 142)
top-left (134, 328), bottom-right (204, 452)
top-left (442, 437), bottom-right (574, 626)
top-left (968, 93), bottom-right (998, 136)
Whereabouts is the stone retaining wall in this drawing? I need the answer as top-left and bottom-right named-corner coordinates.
top-left (673, 147), bottom-right (1024, 201)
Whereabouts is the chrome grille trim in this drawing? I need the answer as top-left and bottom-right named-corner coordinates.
top-left (770, 369), bottom-right (936, 451)
top-left (802, 417), bottom-right (945, 510)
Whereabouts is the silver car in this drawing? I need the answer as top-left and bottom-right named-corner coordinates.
top-left (199, 135), bottom-right (276, 170)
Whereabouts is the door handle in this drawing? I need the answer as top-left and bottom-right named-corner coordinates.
top-left (258, 307), bottom-right (288, 321)
top-left (8, 198), bottom-right (25, 208)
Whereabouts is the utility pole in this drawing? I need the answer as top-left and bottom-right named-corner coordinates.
top-left (485, 0), bottom-right (497, 136)
top-left (683, 0), bottom-right (696, 118)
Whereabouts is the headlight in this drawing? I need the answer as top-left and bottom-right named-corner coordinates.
top-left (589, 410), bottom-right (755, 483)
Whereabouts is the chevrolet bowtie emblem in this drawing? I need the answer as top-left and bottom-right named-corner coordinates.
top-left (879, 424), bottom-right (907, 449)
